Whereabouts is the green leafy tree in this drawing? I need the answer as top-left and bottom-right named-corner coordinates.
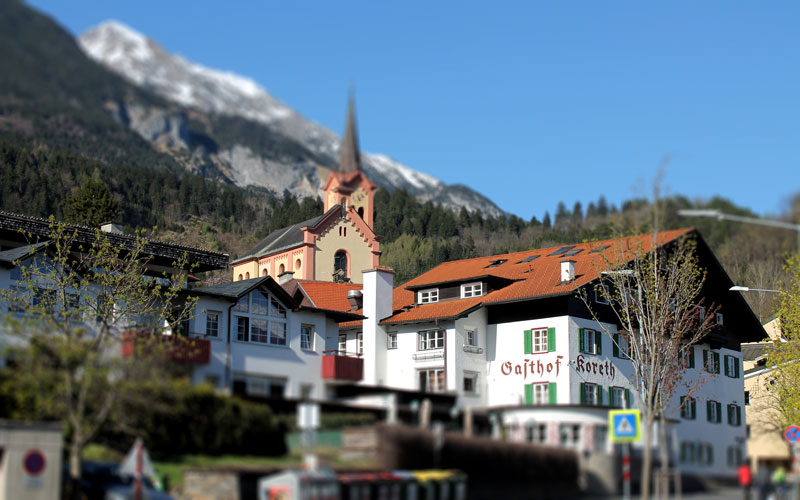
top-left (0, 219), bottom-right (197, 483)
top-left (63, 178), bottom-right (120, 227)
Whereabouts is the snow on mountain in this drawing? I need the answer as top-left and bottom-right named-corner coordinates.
top-left (78, 21), bottom-right (501, 216)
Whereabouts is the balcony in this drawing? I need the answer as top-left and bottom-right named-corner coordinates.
top-left (462, 344), bottom-right (484, 354)
top-left (121, 331), bottom-right (211, 364)
top-left (322, 351), bottom-right (363, 381)
top-left (412, 350), bottom-right (444, 361)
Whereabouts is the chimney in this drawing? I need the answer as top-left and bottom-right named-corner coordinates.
top-left (278, 271), bottom-right (294, 285)
top-left (101, 223), bottom-right (123, 234)
top-left (361, 266), bottom-right (395, 386)
top-left (347, 289), bottom-right (363, 311)
top-left (560, 260), bottom-right (576, 282)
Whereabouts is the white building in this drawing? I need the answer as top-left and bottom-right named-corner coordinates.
top-left (337, 228), bottom-right (762, 477)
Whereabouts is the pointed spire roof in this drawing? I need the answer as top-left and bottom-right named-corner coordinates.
top-left (338, 95), bottom-right (361, 173)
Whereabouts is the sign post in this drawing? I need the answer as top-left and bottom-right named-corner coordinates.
top-left (784, 425), bottom-right (800, 500)
top-left (610, 409), bottom-right (642, 500)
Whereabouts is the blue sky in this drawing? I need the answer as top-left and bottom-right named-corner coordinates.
top-left (28, 0), bottom-right (800, 221)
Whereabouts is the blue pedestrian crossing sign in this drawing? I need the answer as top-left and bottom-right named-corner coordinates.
top-left (609, 409), bottom-right (641, 443)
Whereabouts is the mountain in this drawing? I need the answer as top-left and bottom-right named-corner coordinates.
top-left (78, 21), bottom-right (504, 217)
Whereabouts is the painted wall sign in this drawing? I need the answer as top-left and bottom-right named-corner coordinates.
top-left (501, 355), bottom-right (564, 379)
top-left (574, 354), bottom-right (616, 379)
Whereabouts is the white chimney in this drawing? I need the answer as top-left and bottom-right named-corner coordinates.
top-left (560, 260), bottom-right (576, 282)
top-left (361, 266), bottom-right (394, 386)
top-left (101, 223), bottom-right (123, 234)
top-left (278, 271), bottom-right (294, 285)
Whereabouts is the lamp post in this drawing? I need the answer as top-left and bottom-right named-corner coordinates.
top-left (678, 209), bottom-right (800, 250)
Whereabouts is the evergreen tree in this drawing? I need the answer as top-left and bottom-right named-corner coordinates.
top-left (542, 211), bottom-right (552, 229)
top-left (63, 178), bottom-right (120, 227)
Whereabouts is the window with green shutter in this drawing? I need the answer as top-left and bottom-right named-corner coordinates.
top-left (688, 347), bottom-right (695, 368)
top-left (524, 329), bottom-right (532, 354)
top-left (596, 385), bottom-right (603, 405)
top-left (578, 328), bottom-right (585, 353)
top-left (548, 382), bottom-right (557, 405)
top-left (547, 327), bottom-right (556, 352)
top-left (579, 382), bottom-right (585, 404)
top-left (595, 332), bottom-right (602, 355)
top-left (625, 389), bottom-right (632, 409)
top-left (612, 333), bottom-right (620, 358)
top-left (525, 384), bottom-right (533, 405)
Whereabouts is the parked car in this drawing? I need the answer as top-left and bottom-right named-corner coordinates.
top-left (70, 461), bottom-right (173, 500)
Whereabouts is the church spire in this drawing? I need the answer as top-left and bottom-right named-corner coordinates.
top-left (338, 94), bottom-right (361, 173)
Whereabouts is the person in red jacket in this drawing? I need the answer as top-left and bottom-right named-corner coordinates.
top-left (737, 461), bottom-right (752, 500)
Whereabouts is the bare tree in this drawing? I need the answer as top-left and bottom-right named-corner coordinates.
top-left (579, 230), bottom-right (717, 500)
top-left (0, 219), bottom-right (197, 484)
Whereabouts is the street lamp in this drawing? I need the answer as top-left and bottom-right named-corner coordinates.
top-left (729, 286), bottom-right (781, 294)
top-left (678, 209), bottom-right (800, 249)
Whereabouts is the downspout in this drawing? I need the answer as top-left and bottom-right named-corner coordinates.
top-left (224, 301), bottom-right (236, 393)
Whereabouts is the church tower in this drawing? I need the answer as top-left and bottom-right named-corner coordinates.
top-left (322, 97), bottom-right (377, 228)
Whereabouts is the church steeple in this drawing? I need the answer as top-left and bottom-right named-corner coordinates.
top-left (338, 95), bottom-right (361, 173)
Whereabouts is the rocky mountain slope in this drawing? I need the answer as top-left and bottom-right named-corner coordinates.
top-left (78, 21), bottom-right (503, 216)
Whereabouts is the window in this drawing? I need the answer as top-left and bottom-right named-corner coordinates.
top-left (532, 383), bottom-right (549, 405)
top-left (357, 332), bottom-right (363, 355)
top-left (301, 324), bottom-right (313, 350)
top-left (524, 327), bottom-right (555, 354)
top-left (526, 423), bottom-right (548, 444)
top-left (716, 313), bottom-right (724, 325)
top-left (703, 350), bottom-right (720, 374)
top-left (680, 396), bottom-right (697, 419)
top-left (238, 375), bottom-right (286, 398)
top-left (532, 328), bottom-right (547, 353)
top-left (419, 369), bottom-right (445, 393)
top-left (33, 288), bottom-right (56, 313)
top-left (679, 442), bottom-right (696, 464)
top-left (612, 333), bottom-right (630, 358)
top-left (679, 346), bottom-right (696, 368)
top-left (697, 305), bottom-right (706, 321)
top-left (698, 443), bottom-right (714, 465)
top-left (338, 334), bottom-right (347, 354)
top-left (233, 291), bottom-right (288, 346)
top-left (579, 328), bottom-right (601, 355)
top-left (724, 355), bottom-right (740, 378)
top-left (707, 400), bottom-right (722, 423)
top-left (418, 329), bottom-right (444, 350)
top-left (727, 446), bottom-right (743, 467)
top-left (463, 372), bottom-right (478, 394)
top-left (466, 329), bottom-right (478, 347)
top-left (559, 423), bottom-right (581, 449)
top-left (461, 282), bottom-right (483, 298)
top-left (206, 311), bottom-right (220, 337)
top-left (418, 289), bottom-right (439, 304)
top-left (595, 285), bottom-right (609, 305)
top-left (236, 316), bottom-right (249, 341)
top-left (10, 266), bottom-right (22, 281)
top-left (580, 382), bottom-right (602, 406)
top-left (745, 391), bottom-right (750, 406)
top-left (334, 251), bottom-right (348, 277)
top-left (727, 404), bottom-right (742, 426)
top-left (594, 426), bottom-right (608, 452)
top-left (387, 333), bottom-right (397, 349)
top-left (610, 387), bottom-right (626, 408)
top-left (550, 246), bottom-right (575, 256)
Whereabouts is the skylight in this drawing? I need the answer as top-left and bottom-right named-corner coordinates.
top-left (485, 259), bottom-right (507, 268)
top-left (549, 246), bottom-right (575, 256)
top-left (518, 255), bottom-right (539, 263)
top-left (590, 245), bottom-right (611, 254)
top-left (564, 248), bottom-right (584, 257)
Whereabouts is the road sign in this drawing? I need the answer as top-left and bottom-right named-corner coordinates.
top-left (784, 425), bottom-right (800, 443)
top-left (609, 409), bottom-right (641, 443)
top-left (22, 449), bottom-right (46, 476)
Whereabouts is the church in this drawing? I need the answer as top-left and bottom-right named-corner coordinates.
top-left (231, 100), bottom-right (381, 284)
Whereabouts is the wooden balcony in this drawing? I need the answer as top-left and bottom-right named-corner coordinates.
top-left (322, 351), bottom-right (363, 381)
top-left (121, 331), bottom-right (211, 364)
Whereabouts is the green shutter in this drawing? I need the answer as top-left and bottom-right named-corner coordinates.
top-left (735, 358), bottom-right (741, 378)
top-left (524, 384), bottom-right (533, 405)
top-left (625, 389), bottom-right (632, 409)
top-left (736, 406), bottom-right (741, 426)
top-left (596, 385), bottom-right (603, 405)
top-left (724, 355), bottom-right (731, 377)
top-left (579, 383), bottom-right (585, 404)
top-left (613, 334), bottom-right (619, 358)
top-left (547, 327), bottom-right (556, 352)
top-left (595, 332), bottom-right (602, 355)
top-left (688, 348), bottom-right (695, 369)
top-left (549, 382), bottom-right (557, 405)
top-left (524, 329), bottom-right (532, 354)
top-left (680, 396), bottom-right (686, 417)
top-left (713, 352), bottom-right (720, 374)
top-left (706, 400), bottom-right (712, 422)
top-left (727, 405), bottom-right (733, 425)
top-left (609, 387), bottom-right (614, 406)
top-left (717, 402), bottom-right (722, 422)
top-left (691, 399), bottom-right (696, 419)
top-left (578, 328), bottom-right (585, 353)
top-left (702, 350), bottom-right (709, 371)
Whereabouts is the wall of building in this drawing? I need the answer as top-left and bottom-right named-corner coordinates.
top-left (314, 219), bottom-right (375, 284)
top-left (232, 260), bottom-right (258, 281)
top-left (744, 367), bottom-right (790, 469)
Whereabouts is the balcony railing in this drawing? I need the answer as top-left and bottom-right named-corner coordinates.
top-left (322, 351), bottom-right (363, 381)
top-left (121, 331), bottom-right (211, 364)
top-left (462, 344), bottom-right (484, 354)
top-left (412, 350), bottom-right (444, 361)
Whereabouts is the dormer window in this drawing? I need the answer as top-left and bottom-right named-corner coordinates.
top-left (418, 289), bottom-right (439, 304)
top-left (461, 282), bottom-right (483, 298)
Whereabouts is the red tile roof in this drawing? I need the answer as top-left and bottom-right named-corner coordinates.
top-left (294, 280), bottom-right (362, 312)
top-left (334, 228), bottom-right (694, 327)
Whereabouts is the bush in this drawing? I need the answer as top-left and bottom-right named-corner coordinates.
top-left (99, 379), bottom-right (286, 459)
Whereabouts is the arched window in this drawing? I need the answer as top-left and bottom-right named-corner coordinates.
top-left (279, 264), bottom-right (285, 275)
top-left (295, 259), bottom-right (302, 270)
top-left (262, 269), bottom-right (268, 277)
top-left (237, 274), bottom-right (243, 281)
top-left (334, 251), bottom-right (348, 280)
top-left (245, 272), bottom-right (250, 279)
top-left (358, 207), bottom-right (365, 219)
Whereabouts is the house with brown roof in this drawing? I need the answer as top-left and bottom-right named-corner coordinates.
top-left (335, 228), bottom-right (764, 478)
top-left (231, 99), bottom-right (381, 284)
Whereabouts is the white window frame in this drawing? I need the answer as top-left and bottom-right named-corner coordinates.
top-left (582, 328), bottom-right (598, 355)
top-left (532, 328), bottom-right (548, 353)
top-left (559, 423), bottom-right (581, 449)
top-left (232, 290), bottom-right (288, 346)
top-left (418, 289), bottom-right (439, 304)
top-left (460, 282), bottom-right (483, 298)
top-left (419, 368), bottom-right (446, 393)
top-left (610, 386), bottom-right (625, 408)
top-left (338, 334), bottom-right (347, 354)
top-left (708, 400), bottom-right (720, 423)
top-left (716, 312), bottom-right (723, 325)
top-left (463, 371), bottom-right (478, 394)
top-left (725, 355), bottom-right (737, 377)
top-left (583, 383), bottom-right (597, 405)
top-left (206, 310), bottom-right (220, 337)
top-left (465, 328), bottom-right (478, 347)
top-left (418, 329), bottom-right (444, 350)
top-left (595, 284), bottom-right (610, 305)
top-left (527, 423), bottom-right (548, 444)
top-left (532, 382), bottom-right (549, 405)
top-left (357, 332), bottom-right (363, 355)
top-left (387, 333), bottom-right (398, 349)
top-left (300, 324), bottom-right (314, 351)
